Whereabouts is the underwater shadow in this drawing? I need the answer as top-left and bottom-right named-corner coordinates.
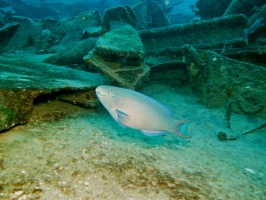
top-left (84, 110), bottom-right (191, 151)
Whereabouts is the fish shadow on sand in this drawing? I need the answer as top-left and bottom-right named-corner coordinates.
top-left (96, 110), bottom-right (191, 150)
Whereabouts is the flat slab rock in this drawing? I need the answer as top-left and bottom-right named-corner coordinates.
top-left (0, 53), bottom-right (108, 91)
top-left (0, 53), bottom-right (109, 132)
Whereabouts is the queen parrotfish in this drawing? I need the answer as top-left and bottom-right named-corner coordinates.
top-left (95, 85), bottom-right (191, 138)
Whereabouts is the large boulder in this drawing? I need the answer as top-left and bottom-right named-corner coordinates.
top-left (84, 22), bottom-right (149, 89)
top-left (101, 6), bottom-right (137, 34)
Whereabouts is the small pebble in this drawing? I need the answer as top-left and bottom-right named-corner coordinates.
top-left (84, 181), bottom-right (89, 186)
top-left (18, 194), bottom-right (27, 200)
top-left (11, 191), bottom-right (23, 199)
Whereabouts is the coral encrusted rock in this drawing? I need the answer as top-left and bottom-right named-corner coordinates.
top-left (84, 22), bottom-right (149, 89)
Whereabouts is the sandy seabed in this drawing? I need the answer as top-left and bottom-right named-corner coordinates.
top-left (0, 83), bottom-right (265, 200)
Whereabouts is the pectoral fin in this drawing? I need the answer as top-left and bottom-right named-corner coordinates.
top-left (116, 109), bottom-right (130, 126)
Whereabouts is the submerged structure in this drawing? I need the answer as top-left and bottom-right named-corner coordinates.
top-left (83, 6), bottom-right (149, 89)
top-left (0, 1), bottom-right (266, 198)
top-left (0, 0), bottom-right (265, 131)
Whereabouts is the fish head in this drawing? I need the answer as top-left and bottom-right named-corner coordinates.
top-left (95, 85), bottom-right (126, 118)
top-left (96, 85), bottom-right (115, 100)
top-left (96, 85), bottom-right (127, 101)
top-left (96, 85), bottom-right (131, 99)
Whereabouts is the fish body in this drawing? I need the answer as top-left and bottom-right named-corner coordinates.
top-left (95, 85), bottom-right (190, 138)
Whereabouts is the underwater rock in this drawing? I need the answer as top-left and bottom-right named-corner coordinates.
top-left (44, 38), bottom-right (97, 66)
top-left (132, 1), bottom-right (147, 30)
top-left (3, 17), bottom-right (72, 54)
top-left (0, 53), bottom-right (108, 90)
top-left (60, 10), bottom-right (102, 46)
top-left (35, 18), bottom-right (70, 54)
top-left (0, 22), bottom-right (20, 51)
top-left (6, 15), bottom-right (27, 24)
top-left (139, 14), bottom-right (249, 53)
top-left (146, 0), bottom-right (171, 28)
top-left (0, 53), bottom-right (109, 132)
top-left (0, 89), bottom-right (40, 132)
top-left (1, 11), bottom-right (102, 54)
top-left (84, 22), bottom-right (149, 89)
top-left (4, 18), bottom-right (41, 52)
top-left (82, 26), bottom-right (102, 38)
top-left (101, 6), bottom-right (137, 34)
top-left (247, 4), bottom-right (266, 44)
top-left (182, 45), bottom-right (266, 117)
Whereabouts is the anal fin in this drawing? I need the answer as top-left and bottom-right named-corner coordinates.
top-left (141, 130), bottom-right (166, 136)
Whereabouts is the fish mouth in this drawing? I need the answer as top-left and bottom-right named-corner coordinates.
top-left (95, 88), bottom-right (101, 98)
top-left (95, 87), bottom-right (106, 99)
top-left (95, 86), bottom-right (110, 99)
top-left (96, 90), bottom-right (102, 99)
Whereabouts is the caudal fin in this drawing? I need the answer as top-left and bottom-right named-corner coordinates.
top-left (174, 120), bottom-right (192, 138)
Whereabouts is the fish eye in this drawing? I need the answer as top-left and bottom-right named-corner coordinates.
top-left (107, 92), bottom-right (114, 97)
